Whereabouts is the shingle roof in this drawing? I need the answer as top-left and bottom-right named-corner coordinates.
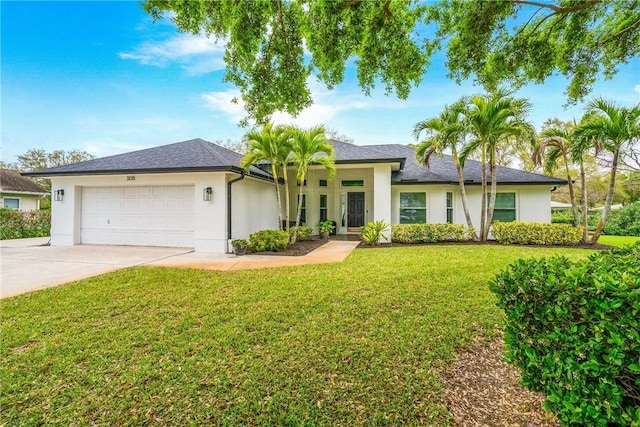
top-left (23, 139), bottom-right (272, 180)
top-left (1, 169), bottom-right (48, 194)
top-left (367, 144), bottom-right (566, 185)
top-left (22, 138), bottom-right (565, 186)
top-left (330, 140), bottom-right (405, 166)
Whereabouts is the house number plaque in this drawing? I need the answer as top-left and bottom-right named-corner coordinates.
top-left (127, 176), bottom-right (136, 181)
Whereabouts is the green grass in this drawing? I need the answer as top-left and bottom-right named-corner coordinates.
top-left (1, 245), bottom-right (592, 425)
top-left (597, 235), bottom-right (640, 247)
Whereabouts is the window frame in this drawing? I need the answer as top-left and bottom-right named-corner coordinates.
top-left (399, 192), bottom-right (427, 224)
top-left (319, 194), bottom-right (328, 222)
top-left (340, 179), bottom-right (364, 188)
top-left (298, 194), bottom-right (307, 224)
top-left (446, 192), bottom-right (453, 224)
top-left (3, 197), bottom-right (21, 210)
top-left (488, 192), bottom-right (517, 222)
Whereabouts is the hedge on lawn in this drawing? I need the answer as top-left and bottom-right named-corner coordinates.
top-left (248, 229), bottom-right (289, 252)
top-left (390, 223), bottom-right (473, 243)
top-left (492, 221), bottom-right (583, 245)
top-left (489, 243), bottom-right (640, 426)
top-left (0, 208), bottom-right (50, 240)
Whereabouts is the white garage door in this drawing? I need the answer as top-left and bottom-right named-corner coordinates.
top-left (81, 186), bottom-right (195, 247)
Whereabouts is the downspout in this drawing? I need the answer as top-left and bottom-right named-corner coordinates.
top-left (227, 171), bottom-right (245, 251)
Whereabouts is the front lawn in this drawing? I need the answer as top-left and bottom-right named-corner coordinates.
top-left (1, 245), bottom-right (591, 425)
top-left (597, 234), bottom-right (640, 247)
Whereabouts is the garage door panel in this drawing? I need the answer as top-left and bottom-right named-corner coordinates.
top-left (82, 186), bottom-right (194, 247)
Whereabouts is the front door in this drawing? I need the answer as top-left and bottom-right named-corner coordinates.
top-left (347, 192), bottom-right (365, 231)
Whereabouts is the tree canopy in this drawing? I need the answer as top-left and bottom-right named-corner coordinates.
top-left (143, 0), bottom-right (639, 123)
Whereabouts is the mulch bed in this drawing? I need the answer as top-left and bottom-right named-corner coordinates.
top-left (248, 238), bottom-right (328, 256)
top-left (437, 334), bottom-right (559, 427)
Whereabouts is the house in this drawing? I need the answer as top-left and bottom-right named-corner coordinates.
top-left (25, 138), bottom-right (565, 253)
top-left (1, 168), bottom-right (49, 210)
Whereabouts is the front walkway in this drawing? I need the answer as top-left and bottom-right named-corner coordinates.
top-left (145, 240), bottom-right (360, 271)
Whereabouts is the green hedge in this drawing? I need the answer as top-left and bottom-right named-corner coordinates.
top-left (0, 208), bottom-right (50, 240)
top-left (248, 229), bottom-right (289, 252)
top-left (603, 202), bottom-right (640, 236)
top-left (492, 221), bottom-right (583, 245)
top-left (288, 226), bottom-right (313, 241)
top-left (390, 223), bottom-right (473, 243)
top-left (490, 244), bottom-right (640, 425)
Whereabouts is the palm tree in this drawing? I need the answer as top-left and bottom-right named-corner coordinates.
top-left (533, 124), bottom-right (580, 227)
top-left (574, 98), bottom-right (640, 244)
top-left (460, 90), bottom-right (534, 241)
top-left (413, 101), bottom-right (478, 240)
top-left (240, 123), bottom-right (291, 230)
top-left (289, 125), bottom-right (336, 244)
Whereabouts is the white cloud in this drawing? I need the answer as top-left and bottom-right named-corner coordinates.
top-left (634, 84), bottom-right (640, 95)
top-left (119, 33), bottom-right (225, 75)
top-left (200, 80), bottom-right (403, 129)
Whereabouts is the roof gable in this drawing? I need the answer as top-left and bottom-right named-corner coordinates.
top-left (1, 169), bottom-right (48, 194)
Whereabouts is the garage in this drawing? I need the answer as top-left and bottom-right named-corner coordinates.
top-left (81, 186), bottom-right (195, 247)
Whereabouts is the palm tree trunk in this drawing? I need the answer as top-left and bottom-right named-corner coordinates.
top-left (590, 147), bottom-right (620, 244)
top-left (282, 164), bottom-right (290, 232)
top-left (291, 174), bottom-right (306, 244)
top-left (456, 164), bottom-right (478, 241)
top-left (580, 160), bottom-right (589, 244)
top-left (485, 147), bottom-right (498, 241)
top-left (271, 164), bottom-right (283, 230)
top-left (479, 146), bottom-right (488, 241)
top-left (563, 154), bottom-right (579, 227)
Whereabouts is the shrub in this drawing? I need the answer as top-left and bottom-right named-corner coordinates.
top-left (489, 244), bottom-right (640, 426)
top-left (391, 223), bottom-right (473, 244)
top-left (248, 229), bottom-right (289, 252)
top-left (551, 209), bottom-right (575, 225)
top-left (361, 220), bottom-right (389, 245)
top-left (288, 225), bottom-right (313, 241)
top-left (492, 221), bottom-right (582, 245)
top-left (603, 202), bottom-right (640, 236)
top-left (0, 208), bottom-right (51, 240)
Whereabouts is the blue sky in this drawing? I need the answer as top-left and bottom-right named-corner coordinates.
top-left (2, 1), bottom-right (639, 164)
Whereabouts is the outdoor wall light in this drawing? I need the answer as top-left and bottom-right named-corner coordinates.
top-left (203, 187), bottom-right (213, 202)
top-left (54, 189), bottom-right (64, 201)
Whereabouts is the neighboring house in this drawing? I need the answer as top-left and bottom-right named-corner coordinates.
top-left (0, 168), bottom-right (49, 210)
top-left (26, 138), bottom-right (565, 253)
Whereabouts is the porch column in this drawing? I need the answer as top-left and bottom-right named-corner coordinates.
top-left (373, 164), bottom-right (392, 224)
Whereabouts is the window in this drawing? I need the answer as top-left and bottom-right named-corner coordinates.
top-left (3, 197), bottom-right (20, 210)
top-left (296, 179), bottom-right (307, 187)
top-left (319, 195), bottom-right (328, 222)
top-left (298, 194), bottom-right (306, 224)
top-left (446, 192), bottom-right (453, 223)
top-left (319, 179), bottom-right (328, 187)
top-left (489, 192), bottom-right (516, 222)
top-left (399, 192), bottom-right (427, 224)
top-left (341, 179), bottom-right (364, 187)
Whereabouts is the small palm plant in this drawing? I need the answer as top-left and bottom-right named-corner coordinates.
top-left (361, 221), bottom-right (390, 245)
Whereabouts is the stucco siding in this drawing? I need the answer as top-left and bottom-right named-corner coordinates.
top-left (230, 176), bottom-right (280, 242)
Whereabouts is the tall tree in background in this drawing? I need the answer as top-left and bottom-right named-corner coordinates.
top-left (574, 98), bottom-right (640, 243)
top-left (460, 91), bottom-right (534, 241)
top-left (413, 101), bottom-right (478, 240)
top-left (143, 0), bottom-right (638, 123)
top-left (289, 125), bottom-right (336, 244)
top-left (241, 123), bottom-right (292, 230)
top-left (2, 149), bottom-right (95, 192)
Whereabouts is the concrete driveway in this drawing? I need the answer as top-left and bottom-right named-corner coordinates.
top-left (1, 238), bottom-right (192, 298)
